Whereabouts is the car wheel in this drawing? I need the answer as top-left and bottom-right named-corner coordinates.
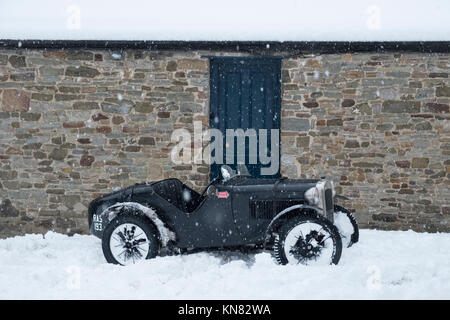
top-left (274, 211), bottom-right (342, 265)
top-left (334, 205), bottom-right (359, 248)
top-left (102, 214), bottom-right (159, 265)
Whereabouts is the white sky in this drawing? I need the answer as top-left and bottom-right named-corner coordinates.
top-left (0, 0), bottom-right (449, 41)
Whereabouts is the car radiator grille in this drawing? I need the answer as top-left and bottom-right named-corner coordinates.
top-left (250, 200), bottom-right (303, 220)
top-left (324, 188), bottom-right (334, 221)
top-left (325, 189), bottom-right (333, 211)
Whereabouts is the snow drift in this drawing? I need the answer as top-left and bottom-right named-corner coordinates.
top-left (0, 229), bottom-right (449, 299)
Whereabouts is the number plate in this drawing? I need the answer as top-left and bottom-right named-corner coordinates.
top-left (92, 214), bottom-right (103, 232)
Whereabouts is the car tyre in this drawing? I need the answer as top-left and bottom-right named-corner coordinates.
top-left (102, 214), bottom-right (160, 265)
top-left (274, 211), bottom-right (342, 265)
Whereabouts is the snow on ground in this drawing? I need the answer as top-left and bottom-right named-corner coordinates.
top-left (0, 229), bottom-right (449, 299)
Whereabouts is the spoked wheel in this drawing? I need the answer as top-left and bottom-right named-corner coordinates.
top-left (274, 212), bottom-right (342, 265)
top-left (333, 205), bottom-right (359, 248)
top-left (102, 214), bottom-right (159, 265)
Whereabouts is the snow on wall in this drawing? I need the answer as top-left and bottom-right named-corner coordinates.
top-left (0, 0), bottom-right (449, 41)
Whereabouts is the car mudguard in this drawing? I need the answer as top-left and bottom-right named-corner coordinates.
top-left (265, 204), bottom-right (323, 237)
top-left (99, 202), bottom-right (176, 246)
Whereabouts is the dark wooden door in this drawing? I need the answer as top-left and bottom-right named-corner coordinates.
top-left (209, 56), bottom-right (281, 180)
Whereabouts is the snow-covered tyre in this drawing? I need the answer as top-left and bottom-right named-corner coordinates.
top-left (102, 214), bottom-right (159, 265)
top-left (274, 211), bottom-right (342, 265)
top-left (333, 205), bottom-right (359, 248)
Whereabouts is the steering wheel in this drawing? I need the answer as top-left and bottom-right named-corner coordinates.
top-left (200, 176), bottom-right (220, 198)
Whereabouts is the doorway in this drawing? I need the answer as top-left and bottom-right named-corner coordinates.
top-left (208, 56), bottom-right (282, 180)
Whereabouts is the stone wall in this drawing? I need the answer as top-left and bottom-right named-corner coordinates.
top-left (281, 53), bottom-right (449, 232)
top-left (0, 49), bottom-right (448, 237)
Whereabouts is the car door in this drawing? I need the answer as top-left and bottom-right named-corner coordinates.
top-left (184, 184), bottom-right (242, 248)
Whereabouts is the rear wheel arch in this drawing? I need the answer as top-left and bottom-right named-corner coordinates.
top-left (100, 202), bottom-right (176, 246)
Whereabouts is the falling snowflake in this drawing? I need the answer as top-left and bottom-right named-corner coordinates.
top-left (182, 189), bottom-right (191, 202)
top-left (111, 53), bottom-right (122, 60)
top-left (313, 71), bottom-right (320, 80)
top-left (117, 93), bottom-right (123, 101)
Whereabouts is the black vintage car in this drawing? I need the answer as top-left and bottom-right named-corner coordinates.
top-left (88, 165), bottom-right (358, 266)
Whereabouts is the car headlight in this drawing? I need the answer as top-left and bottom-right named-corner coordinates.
top-left (304, 187), bottom-right (320, 206)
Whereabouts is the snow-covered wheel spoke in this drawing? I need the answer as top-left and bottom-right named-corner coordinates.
top-left (109, 223), bottom-right (149, 265)
top-left (284, 222), bottom-right (335, 265)
top-left (102, 214), bottom-right (160, 266)
top-left (274, 212), bottom-right (342, 266)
